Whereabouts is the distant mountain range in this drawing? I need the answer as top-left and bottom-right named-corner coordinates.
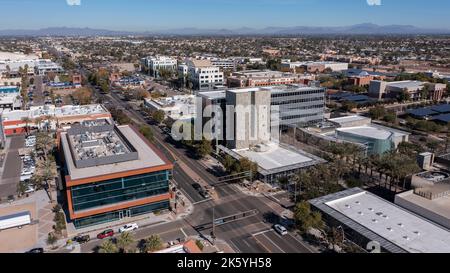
top-left (0, 24), bottom-right (449, 36)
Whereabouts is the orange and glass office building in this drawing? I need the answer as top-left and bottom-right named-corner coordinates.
top-left (60, 120), bottom-right (173, 228)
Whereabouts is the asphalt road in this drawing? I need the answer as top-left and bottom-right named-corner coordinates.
top-left (0, 136), bottom-right (24, 198)
top-left (32, 75), bottom-right (45, 106)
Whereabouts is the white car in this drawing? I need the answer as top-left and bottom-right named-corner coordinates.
top-left (21, 169), bottom-right (35, 176)
top-left (273, 224), bottom-right (288, 236)
top-left (25, 185), bottom-right (35, 194)
top-left (119, 223), bottom-right (139, 233)
top-left (20, 175), bottom-right (32, 182)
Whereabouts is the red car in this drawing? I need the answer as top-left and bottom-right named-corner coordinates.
top-left (97, 229), bottom-right (114, 239)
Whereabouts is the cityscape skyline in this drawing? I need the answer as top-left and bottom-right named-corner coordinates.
top-left (0, 0), bottom-right (449, 31)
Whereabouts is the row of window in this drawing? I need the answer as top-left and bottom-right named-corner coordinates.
top-left (281, 112), bottom-right (323, 121)
top-left (272, 96), bottom-right (324, 106)
top-left (200, 70), bottom-right (220, 74)
top-left (71, 171), bottom-right (169, 197)
top-left (73, 201), bottom-right (169, 228)
top-left (200, 79), bottom-right (223, 84)
top-left (72, 184), bottom-right (169, 212)
top-left (200, 75), bottom-right (223, 79)
top-left (271, 90), bottom-right (325, 98)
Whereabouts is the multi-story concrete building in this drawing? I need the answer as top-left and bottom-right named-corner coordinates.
top-left (210, 58), bottom-right (236, 71)
top-left (144, 95), bottom-right (196, 122)
top-left (199, 84), bottom-right (325, 136)
top-left (369, 80), bottom-right (447, 101)
top-left (1, 104), bottom-right (112, 136)
top-left (227, 70), bottom-right (315, 88)
top-left (0, 52), bottom-right (39, 78)
top-left (225, 88), bottom-right (271, 150)
top-left (143, 56), bottom-right (178, 78)
top-left (281, 61), bottom-right (348, 73)
top-left (186, 59), bottom-right (224, 91)
top-left (34, 60), bottom-right (64, 76)
top-left (60, 120), bottom-right (173, 228)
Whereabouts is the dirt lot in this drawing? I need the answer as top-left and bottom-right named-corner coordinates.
top-left (0, 202), bottom-right (37, 253)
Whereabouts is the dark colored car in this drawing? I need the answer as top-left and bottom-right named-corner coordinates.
top-left (97, 229), bottom-right (114, 239)
top-left (26, 248), bottom-right (44, 253)
top-left (192, 183), bottom-right (201, 191)
top-left (73, 235), bottom-right (91, 244)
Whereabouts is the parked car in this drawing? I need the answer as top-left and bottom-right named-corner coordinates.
top-left (20, 175), bottom-right (32, 182)
top-left (73, 235), bottom-right (91, 244)
top-left (273, 224), bottom-right (288, 236)
top-left (26, 248), bottom-right (44, 253)
top-left (97, 229), bottom-right (114, 239)
top-left (24, 185), bottom-right (35, 194)
top-left (119, 223), bottom-right (139, 233)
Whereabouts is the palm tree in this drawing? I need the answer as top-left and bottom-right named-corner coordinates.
top-left (38, 159), bottom-right (56, 202)
top-left (116, 232), bottom-right (135, 253)
top-left (21, 117), bottom-right (31, 136)
top-left (98, 239), bottom-right (118, 253)
top-left (34, 117), bottom-right (43, 132)
top-left (43, 115), bottom-right (54, 132)
top-left (142, 235), bottom-right (163, 253)
top-left (36, 132), bottom-right (54, 159)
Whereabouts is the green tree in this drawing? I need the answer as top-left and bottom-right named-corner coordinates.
top-left (294, 201), bottom-right (324, 233)
top-left (195, 138), bottom-right (212, 159)
top-left (116, 232), bottom-right (135, 253)
top-left (139, 125), bottom-right (154, 142)
top-left (46, 232), bottom-right (58, 248)
top-left (152, 110), bottom-right (166, 124)
top-left (98, 239), bottom-right (119, 253)
top-left (222, 155), bottom-right (236, 173)
top-left (369, 106), bottom-right (386, 120)
top-left (142, 235), bottom-right (163, 253)
top-left (398, 89), bottom-right (411, 102)
top-left (35, 132), bottom-right (55, 159)
top-left (17, 182), bottom-right (27, 196)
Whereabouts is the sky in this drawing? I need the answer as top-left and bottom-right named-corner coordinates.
top-left (0, 0), bottom-right (449, 31)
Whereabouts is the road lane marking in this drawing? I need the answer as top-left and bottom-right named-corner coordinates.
top-left (260, 232), bottom-right (286, 253)
top-left (192, 198), bottom-right (213, 205)
top-left (180, 228), bottom-right (188, 238)
top-left (253, 235), bottom-right (272, 253)
top-left (252, 229), bottom-right (273, 237)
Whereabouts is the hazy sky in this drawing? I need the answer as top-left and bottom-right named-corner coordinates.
top-left (0, 0), bottom-right (449, 30)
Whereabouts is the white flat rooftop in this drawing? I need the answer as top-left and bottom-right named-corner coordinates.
top-left (328, 115), bottom-right (371, 125)
top-left (336, 126), bottom-right (392, 140)
top-left (62, 125), bottom-right (167, 180)
top-left (326, 191), bottom-right (450, 253)
top-left (234, 143), bottom-right (314, 171)
top-left (387, 81), bottom-right (423, 89)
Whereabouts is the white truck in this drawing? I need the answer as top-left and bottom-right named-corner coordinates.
top-left (0, 211), bottom-right (31, 231)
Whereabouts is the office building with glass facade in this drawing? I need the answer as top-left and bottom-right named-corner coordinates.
top-left (60, 120), bottom-right (173, 228)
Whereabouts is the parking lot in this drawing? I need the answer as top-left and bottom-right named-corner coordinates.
top-left (0, 202), bottom-right (37, 253)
